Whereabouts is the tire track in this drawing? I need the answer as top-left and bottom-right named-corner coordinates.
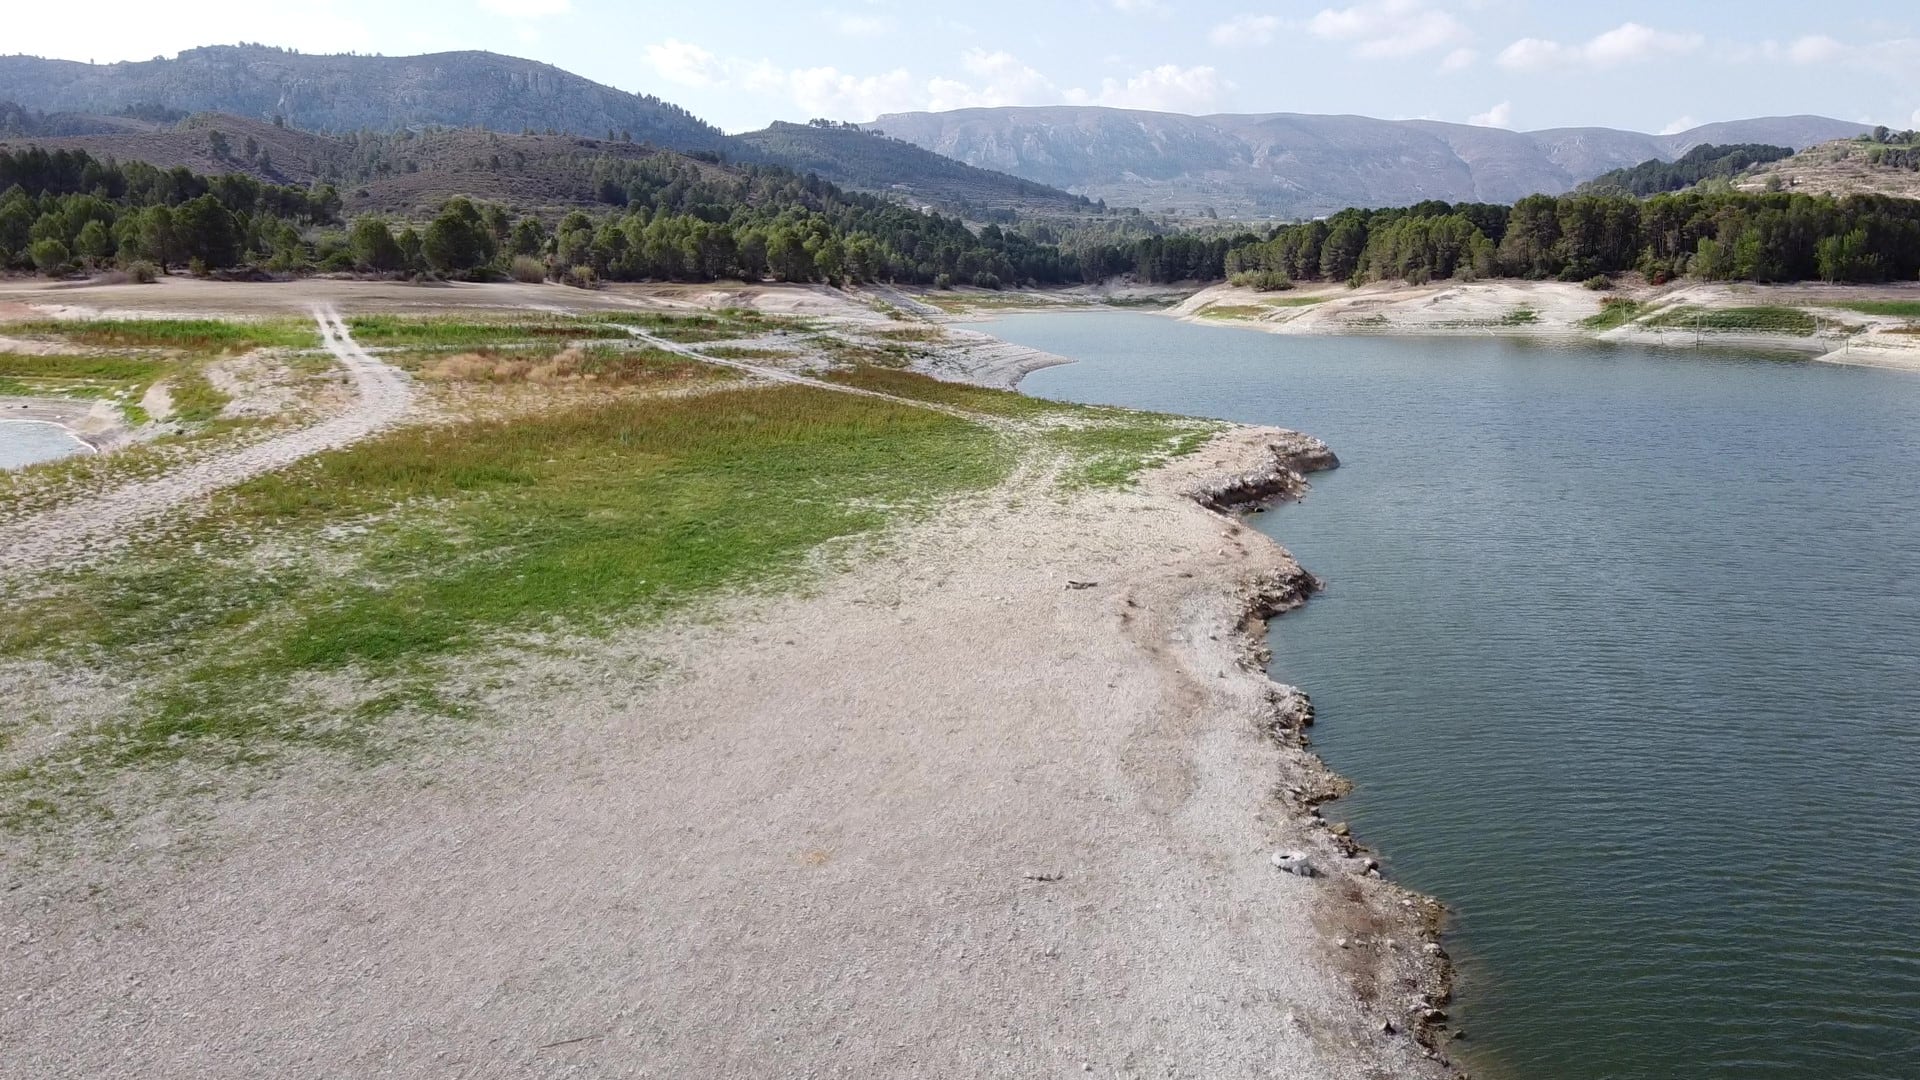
top-left (0, 307), bottom-right (412, 577)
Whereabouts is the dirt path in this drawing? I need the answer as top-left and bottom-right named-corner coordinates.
top-left (0, 307), bottom-right (412, 577)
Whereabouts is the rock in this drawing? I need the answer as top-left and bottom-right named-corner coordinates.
top-left (1423, 943), bottom-right (1446, 958)
top-left (1329, 822), bottom-right (1351, 837)
top-left (1421, 1008), bottom-right (1449, 1024)
top-left (1335, 937), bottom-right (1350, 949)
top-left (1381, 1020), bottom-right (1397, 1035)
top-left (1066, 580), bottom-right (1098, 590)
top-left (1270, 850), bottom-right (1317, 877)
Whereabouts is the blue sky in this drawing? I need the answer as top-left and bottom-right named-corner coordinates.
top-left (11, 1), bottom-right (1919, 134)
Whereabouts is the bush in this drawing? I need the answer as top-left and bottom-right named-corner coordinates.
top-left (933, 273), bottom-right (954, 290)
top-left (972, 271), bottom-right (1002, 290)
top-left (563, 265), bottom-right (598, 289)
top-left (510, 256), bottom-right (547, 284)
top-left (30, 239), bottom-right (70, 275)
top-left (1228, 269), bottom-right (1294, 291)
top-left (127, 260), bottom-right (159, 284)
top-left (187, 257), bottom-right (210, 279)
top-left (1584, 274), bottom-right (1614, 291)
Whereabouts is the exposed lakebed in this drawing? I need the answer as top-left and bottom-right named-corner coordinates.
top-left (970, 311), bottom-right (1920, 1080)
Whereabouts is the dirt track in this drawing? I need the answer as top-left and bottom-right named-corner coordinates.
top-left (0, 307), bottom-right (412, 576)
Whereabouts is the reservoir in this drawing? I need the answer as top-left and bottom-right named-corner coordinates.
top-left (0, 419), bottom-right (92, 470)
top-left (975, 311), bottom-right (1920, 1080)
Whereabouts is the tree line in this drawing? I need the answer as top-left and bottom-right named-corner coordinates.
top-left (1225, 191), bottom-right (1920, 287)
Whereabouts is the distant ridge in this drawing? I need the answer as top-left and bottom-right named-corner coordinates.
top-left (0, 45), bottom-right (727, 151)
top-left (865, 107), bottom-right (1870, 217)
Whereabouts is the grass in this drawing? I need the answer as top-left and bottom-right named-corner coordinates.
top-left (1642, 305), bottom-right (1818, 334)
top-left (1826, 300), bottom-right (1920, 319)
top-left (0, 383), bottom-right (1022, 814)
top-left (344, 315), bottom-right (635, 347)
top-left (402, 344), bottom-right (721, 386)
top-left (1582, 297), bottom-right (1644, 330)
top-left (1502, 308), bottom-right (1539, 326)
top-left (823, 365), bottom-right (1058, 417)
top-left (8, 318), bottom-right (317, 351)
top-left (1198, 305), bottom-right (1275, 320)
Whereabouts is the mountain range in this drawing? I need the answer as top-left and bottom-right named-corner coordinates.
top-left (0, 46), bottom-right (1872, 219)
top-left (865, 108), bottom-right (1870, 217)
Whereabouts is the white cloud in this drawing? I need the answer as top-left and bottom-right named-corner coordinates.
top-left (1309, 0), bottom-right (1468, 59)
top-left (1498, 22), bottom-right (1703, 71)
top-left (645, 38), bottom-right (724, 87)
top-left (1110, 0), bottom-right (1162, 10)
top-left (1439, 47), bottom-right (1477, 73)
top-left (1658, 115), bottom-right (1695, 135)
top-left (925, 49), bottom-right (1057, 110)
top-left (1088, 65), bottom-right (1228, 112)
top-left (1469, 101), bottom-right (1513, 128)
top-left (1210, 14), bottom-right (1281, 48)
top-left (787, 66), bottom-right (917, 119)
top-left (1912, 108), bottom-right (1920, 128)
top-left (1786, 35), bottom-right (1845, 65)
top-left (478, 0), bottom-right (571, 16)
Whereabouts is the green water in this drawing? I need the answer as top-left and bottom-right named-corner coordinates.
top-left (978, 311), bottom-right (1920, 1080)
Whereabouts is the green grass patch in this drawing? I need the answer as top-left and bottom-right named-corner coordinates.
top-left (166, 370), bottom-right (229, 421)
top-left (1583, 297), bottom-right (1644, 330)
top-left (1198, 305), bottom-right (1274, 320)
top-left (0, 354), bottom-right (165, 382)
top-left (1046, 412), bottom-right (1221, 488)
top-left (1826, 300), bottom-right (1920, 318)
top-left (1, 385), bottom-right (1017, 793)
top-left (8, 318), bottom-right (316, 351)
top-left (823, 365), bottom-right (1058, 418)
top-left (344, 315), bottom-right (634, 347)
top-left (1503, 308), bottom-right (1540, 326)
top-left (1643, 305), bottom-right (1817, 334)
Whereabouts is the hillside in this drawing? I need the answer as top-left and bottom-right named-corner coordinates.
top-left (731, 122), bottom-right (1094, 219)
top-left (0, 45), bottom-right (726, 151)
top-left (0, 116), bottom-right (731, 217)
top-left (1736, 136), bottom-right (1920, 200)
top-left (1579, 144), bottom-right (1796, 196)
top-left (865, 107), bottom-right (1868, 217)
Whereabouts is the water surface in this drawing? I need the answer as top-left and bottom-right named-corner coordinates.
top-left (975, 311), bottom-right (1920, 1080)
top-left (0, 420), bottom-right (92, 470)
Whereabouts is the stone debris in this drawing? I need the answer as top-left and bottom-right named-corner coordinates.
top-left (1271, 850), bottom-right (1317, 877)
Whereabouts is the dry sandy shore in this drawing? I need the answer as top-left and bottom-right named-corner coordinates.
top-left (1, 280), bottom-right (1456, 1080)
top-left (1168, 278), bottom-right (1920, 374)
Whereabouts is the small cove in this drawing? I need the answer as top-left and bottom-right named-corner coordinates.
top-left (0, 419), bottom-right (93, 470)
top-left (972, 310), bottom-right (1920, 1080)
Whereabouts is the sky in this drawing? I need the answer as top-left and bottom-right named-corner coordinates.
top-left (8, 1), bottom-right (1919, 135)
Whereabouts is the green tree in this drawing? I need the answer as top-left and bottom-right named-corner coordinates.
top-left (173, 195), bottom-right (242, 269)
top-left (74, 219), bottom-right (113, 266)
top-left (421, 197), bottom-right (496, 277)
top-left (137, 205), bottom-right (182, 270)
top-left (30, 238), bottom-right (69, 274)
top-left (349, 216), bottom-right (404, 273)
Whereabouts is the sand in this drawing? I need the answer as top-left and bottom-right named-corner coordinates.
top-left (0, 280), bottom-right (1459, 1079)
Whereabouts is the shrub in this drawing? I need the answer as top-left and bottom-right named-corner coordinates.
top-left (30, 239), bottom-right (70, 275)
top-left (563, 265), bottom-right (598, 289)
top-left (187, 257), bottom-right (211, 278)
top-left (933, 273), bottom-right (954, 290)
top-left (1584, 274), bottom-right (1614, 291)
top-left (510, 256), bottom-right (547, 284)
top-left (1228, 269), bottom-right (1294, 291)
top-left (972, 271), bottom-right (1002, 290)
top-left (127, 260), bottom-right (159, 284)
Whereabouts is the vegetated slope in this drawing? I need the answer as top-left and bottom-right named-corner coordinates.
top-left (1579, 144), bottom-right (1795, 196)
top-left (1736, 134), bottom-right (1920, 200)
top-left (865, 107), bottom-right (1868, 217)
top-left (730, 122), bottom-right (1096, 219)
top-left (0, 45), bottom-right (726, 151)
top-left (0, 115), bottom-right (732, 216)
